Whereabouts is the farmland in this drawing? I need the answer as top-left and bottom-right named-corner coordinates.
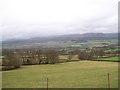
top-left (2, 38), bottom-right (118, 49)
top-left (97, 57), bottom-right (120, 61)
top-left (2, 61), bottom-right (118, 88)
top-left (1, 33), bottom-right (119, 88)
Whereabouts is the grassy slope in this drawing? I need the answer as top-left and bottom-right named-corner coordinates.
top-left (2, 61), bottom-right (118, 88)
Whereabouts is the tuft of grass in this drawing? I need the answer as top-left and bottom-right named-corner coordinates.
top-left (2, 61), bottom-right (118, 88)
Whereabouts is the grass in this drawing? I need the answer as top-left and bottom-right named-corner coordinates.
top-left (0, 72), bottom-right (1, 89)
top-left (2, 61), bottom-right (118, 88)
top-left (97, 57), bottom-right (120, 61)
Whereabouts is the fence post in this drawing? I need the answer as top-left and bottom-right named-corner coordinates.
top-left (47, 78), bottom-right (48, 90)
top-left (107, 73), bottom-right (110, 89)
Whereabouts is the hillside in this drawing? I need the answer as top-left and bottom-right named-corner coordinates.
top-left (2, 33), bottom-right (119, 49)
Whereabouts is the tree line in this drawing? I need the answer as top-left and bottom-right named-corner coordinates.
top-left (2, 49), bottom-right (59, 70)
top-left (78, 48), bottom-right (105, 60)
top-left (2, 48), bottom-right (105, 70)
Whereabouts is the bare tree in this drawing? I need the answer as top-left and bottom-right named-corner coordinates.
top-left (2, 50), bottom-right (22, 70)
top-left (78, 50), bottom-right (94, 60)
top-left (36, 50), bottom-right (43, 64)
top-left (67, 51), bottom-right (74, 62)
top-left (45, 49), bottom-right (59, 64)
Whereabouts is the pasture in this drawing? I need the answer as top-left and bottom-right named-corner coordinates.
top-left (2, 61), bottom-right (118, 88)
top-left (97, 57), bottom-right (120, 61)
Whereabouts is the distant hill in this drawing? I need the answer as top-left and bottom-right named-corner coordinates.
top-left (2, 33), bottom-right (119, 48)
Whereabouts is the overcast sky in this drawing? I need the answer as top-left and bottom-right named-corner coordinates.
top-left (0, 0), bottom-right (119, 41)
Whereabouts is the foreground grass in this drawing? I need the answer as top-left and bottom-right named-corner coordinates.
top-left (2, 61), bottom-right (118, 88)
top-left (0, 72), bottom-right (1, 89)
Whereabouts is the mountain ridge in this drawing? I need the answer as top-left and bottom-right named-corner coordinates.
top-left (2, 33), bottom-right (119, 48)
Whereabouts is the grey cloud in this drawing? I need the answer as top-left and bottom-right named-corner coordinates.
top-left (0, 0), bottom-right (118, 40)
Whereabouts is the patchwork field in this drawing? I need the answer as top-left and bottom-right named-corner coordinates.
top-left (2, 61), bottom-right (118, 88)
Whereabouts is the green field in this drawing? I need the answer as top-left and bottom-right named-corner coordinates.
top-left (87, 39), bottom-right (118, 44)
top-left (2, 61), bottom-right (118, 88)
top-left (97, 57), bottom-right (120, 61)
